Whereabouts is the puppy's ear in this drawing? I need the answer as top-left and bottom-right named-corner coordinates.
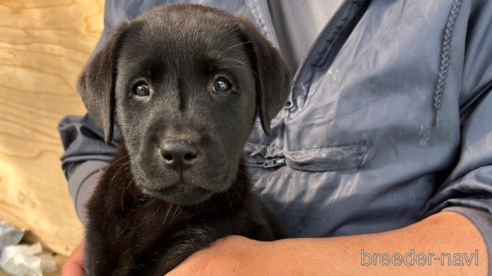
top-left (77, 22), bottom-right (130, 144)
top-left (237, 18), bottom-right (291, 136)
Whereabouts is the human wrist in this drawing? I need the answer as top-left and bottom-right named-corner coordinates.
top-left (263, 238), bottom-right (340, 276)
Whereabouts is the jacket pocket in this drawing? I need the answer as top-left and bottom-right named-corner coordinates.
top-left (284, 143), bottom-right (367, 172)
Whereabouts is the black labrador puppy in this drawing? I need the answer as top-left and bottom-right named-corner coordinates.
top-left (77, 4), bottom-right (291, 276)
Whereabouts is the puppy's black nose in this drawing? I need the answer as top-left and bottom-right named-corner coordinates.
top-left (160, 140), bottom-right (199, 170)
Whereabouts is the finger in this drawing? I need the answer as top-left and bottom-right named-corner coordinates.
top-left (62, 240), bottom-right (85, 276)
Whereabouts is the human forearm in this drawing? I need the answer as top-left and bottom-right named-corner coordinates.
top-left (167, 211), bottom-right (488, 275)
top-left (272, 211), bottom-right (488, 276)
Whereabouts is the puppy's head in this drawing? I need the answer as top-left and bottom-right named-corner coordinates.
top-left (77, 5), bottom-right (291, 205)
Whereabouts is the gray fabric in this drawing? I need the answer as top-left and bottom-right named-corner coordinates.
top-left (444, 207), bottom-right (492, 271)
top-left (268, 0), bottom-right (345, 72)
top-left (76, 171), bottom-right (103, 224)
top-left (58, 0), bottom-right (492, 270)
top-left (67, 161), bottom-right (109, 222)
top-left (94, 0), bottom-right (248, 54)
top-left (58, 114), bottom-right (119, 168)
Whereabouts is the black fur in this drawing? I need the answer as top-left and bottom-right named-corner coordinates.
top-left (78, 4), bottom-right (291, 276)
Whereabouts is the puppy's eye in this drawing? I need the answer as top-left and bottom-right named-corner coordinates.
top-left (132, 82), bottom-right (150, 98)
top-left (212, 77), bottom-right (232, 96)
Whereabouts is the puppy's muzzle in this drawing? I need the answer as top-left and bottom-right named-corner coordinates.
top-left (159, 139), bottom-right (200, 170)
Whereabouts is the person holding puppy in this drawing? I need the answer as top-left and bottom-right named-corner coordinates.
top-left (59, 0), bottom-right (492, 275)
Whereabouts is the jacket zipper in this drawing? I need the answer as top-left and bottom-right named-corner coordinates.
top-left (247, 0), bottom-right (350, 110)
top-left (247, 158), bottom-right (286, 170)
top-left (286, 0), bottom-right (361, 110)
top-left (246, 0), bottom-right (364, 170)
top-left (258, 0), bottom-right (280, 48)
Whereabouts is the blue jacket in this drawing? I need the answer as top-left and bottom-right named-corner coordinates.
top-left (59, 0), bottom-right (492, 266)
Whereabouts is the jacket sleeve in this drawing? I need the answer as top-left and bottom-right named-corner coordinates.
top-left (424, 87), bottom-right (492, 267)
top-left (423, 0), bottom-right (492, 268)
top-left (58, 114), bottom-right (120, 222)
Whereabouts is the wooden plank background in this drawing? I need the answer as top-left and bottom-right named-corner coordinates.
top-left (0, 0), bottom-right (105, 256)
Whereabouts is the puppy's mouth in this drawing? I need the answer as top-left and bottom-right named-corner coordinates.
top-left (141, 182), bottom-right (213, 206)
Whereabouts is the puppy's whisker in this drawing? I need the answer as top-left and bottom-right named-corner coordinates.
top-left (220, 41), bottom-right (249, 54)
top-left (170, 205), bottom-right (182, 224)
top-left (120, 178), bottom-right (132, 210)
top-left (217, 65), bottom-right (257, 78)
top-left (163, 204), bottom-right (174, 225)
top-left (220, 58), bottom-right (247, 67)
top-left (147, 206), bottom-right (159, 227)
top-left (102, 157), bottom-right (125, 172)
top-left (117, 162), bottom-right (135, 211)
top-left (109, 161), bottom-right (130, 188)
top-left (233, 184), bottom-right (245, 205)
top-left (106, 155), bottom-right (128, 168)
top-left (226, 188), bottom-right (233, 207)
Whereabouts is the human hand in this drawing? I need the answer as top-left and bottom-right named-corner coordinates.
top-left (165, 235), bottom-right (299, 276)
top-left (61, 237), bottom-right (300, 276)
top-left (62, 239), bottom-right (85, 276)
